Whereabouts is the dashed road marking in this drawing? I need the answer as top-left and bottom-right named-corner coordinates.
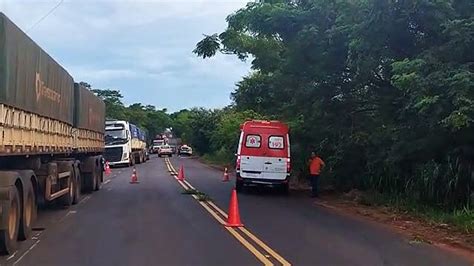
top-left (59, 210), bottom-right (77, 223)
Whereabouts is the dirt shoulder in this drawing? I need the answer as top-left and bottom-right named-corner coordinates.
top-left (313, 190), bottom-right (474, 262)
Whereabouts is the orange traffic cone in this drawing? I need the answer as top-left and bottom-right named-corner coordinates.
top-left (222, 167), bottom-right (229, 182)
top-left (105, 161), bottom-right (112, 176)
top-left (225, 188), bottom-right (243, 227)
top-left (130, 167), bottom-right (139, 184)
top-left (177, 165), bottom-right (185, 181)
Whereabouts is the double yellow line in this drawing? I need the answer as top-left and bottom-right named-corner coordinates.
top-left (164, 158), bottom-right (291, 266)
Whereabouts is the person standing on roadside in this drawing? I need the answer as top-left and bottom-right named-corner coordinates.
top-left (309, 151), bottom-right (325, 198)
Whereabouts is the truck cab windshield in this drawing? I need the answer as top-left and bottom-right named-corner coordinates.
top-left (105, 129), bottom-right (128, 145)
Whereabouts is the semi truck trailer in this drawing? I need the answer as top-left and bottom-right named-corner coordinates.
top-left (104, 121), bottom-right (147, 166)
top-left (0, 13), bottom-right (106, 254)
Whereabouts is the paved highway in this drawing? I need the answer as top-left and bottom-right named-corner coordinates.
top-left (1, 156), bottom-right (471, 266)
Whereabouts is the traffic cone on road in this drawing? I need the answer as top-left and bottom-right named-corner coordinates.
top-left (130, 167), bottom-right (140, 184)
top-left (177, 165), bottom-right (185, 181)
top-left (105, 161), bottom-right (112, 176)
top-left (225, 188), bottom-right (244, 227)
top-left (222, 167), bottom-right (230, 182)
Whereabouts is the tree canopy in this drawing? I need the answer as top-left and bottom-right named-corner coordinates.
top-left (90, 87), bottom-right (172, 140)
top-left (193, 0), bottom-right (474, 208)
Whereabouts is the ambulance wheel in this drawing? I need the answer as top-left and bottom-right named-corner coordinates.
top-left (235, 180), bottom-right (243, 193)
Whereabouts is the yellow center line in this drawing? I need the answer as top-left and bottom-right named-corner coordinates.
top-left (165, 158), bottom-right (189, 190)
top-left (206, 202), bottom-right (290, 265)
top-left (183, 180), bottom-right (196, 190)
top-left (196, 198), bottom-right (273, 265)
top-left (239, 227), bottom-right (291, 266)
top-left (165, 157), bottom-right (291, 266)
top-left (178, 180), bottom-right (189, 190)
top-left (208, 201), bottom-right (228, 217)
top-left (207, 200), bottom-right (291, 265)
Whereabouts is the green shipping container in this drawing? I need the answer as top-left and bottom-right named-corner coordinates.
top-left (0, 13), bottom-right (74, 125)
top-left (74, 83), bottom-right (105, 134)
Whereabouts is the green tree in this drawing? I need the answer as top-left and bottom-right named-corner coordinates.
top-left (194, 0), bottom-right (474, 208)
top-left (91, 89), bottom-right (127, 120)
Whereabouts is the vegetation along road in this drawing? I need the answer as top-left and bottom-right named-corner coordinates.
top-left (1, 155), bottom-right (471, 265)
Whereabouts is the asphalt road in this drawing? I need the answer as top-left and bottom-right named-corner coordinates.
top-left (1, 155), bottom-right (471, 266)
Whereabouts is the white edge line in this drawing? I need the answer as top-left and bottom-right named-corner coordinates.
top-left (79, 195), bottom-right (91, 205)
top-left (13, 240), bottom-right (40, 265)
top-left (6, 251), bottom-right (18, 261)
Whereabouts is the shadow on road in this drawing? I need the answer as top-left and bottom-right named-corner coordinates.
top-left (239, 185), bottom-right (310, 199)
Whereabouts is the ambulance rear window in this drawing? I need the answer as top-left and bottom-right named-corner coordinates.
top-left (245, 135), bottom-right (261, 148)
top-left (268, 136), bottom-right (284, 149)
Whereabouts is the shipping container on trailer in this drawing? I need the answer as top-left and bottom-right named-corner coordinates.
top-left (0, 13), bottom-right (105, 255)
top-left (74, 83), bottom-right (105, 152)
top-left (0, 13), bottom-right (74, 125)
top-left (0, 13), bottom-right (77, 155)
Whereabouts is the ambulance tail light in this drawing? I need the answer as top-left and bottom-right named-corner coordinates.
top-left (236, 155), bottom-right (241, 171)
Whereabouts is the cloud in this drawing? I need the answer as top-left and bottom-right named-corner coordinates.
top-left (1, 0), bottom-right (251, 111)
top-left (70, 67), bottom-right (140, 81)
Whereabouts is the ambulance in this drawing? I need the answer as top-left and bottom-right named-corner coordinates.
top-left (235, 120), bottom-right (291, 193)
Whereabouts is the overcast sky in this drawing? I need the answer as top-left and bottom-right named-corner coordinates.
top-left (0, 0), bottom-right (250, 112)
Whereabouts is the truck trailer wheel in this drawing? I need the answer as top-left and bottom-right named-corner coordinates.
top-left (60, 176), bottom-right (74, 206)
top-left (94, 165), bottom-right (102, 191)
top-left (19, 184), bottom-right (36, 240)
top-left (72, 163), bottom-right (81, 205)
top-left (0, 187), bottom-right (20, 254)
top-left (82, 173), bottom-right (95, 193)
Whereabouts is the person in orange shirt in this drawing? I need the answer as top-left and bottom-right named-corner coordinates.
top-left (309, 151), bottom-right (325, 198)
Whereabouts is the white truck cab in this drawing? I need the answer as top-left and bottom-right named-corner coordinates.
top-left (104, 120), bottom-right (133, 166)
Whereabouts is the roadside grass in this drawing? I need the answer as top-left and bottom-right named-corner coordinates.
top-left (201, 152), bottom-right (233, 167)
top-left (181, 188), bottom-right (212, 202)
top-left (196, 193), bottom-right (212, 202)
top-left (181, 188), bottom-right (199, 195)
top-left (357, 192), bottom-right (474, 234)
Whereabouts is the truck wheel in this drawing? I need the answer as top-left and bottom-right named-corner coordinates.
top-left (60, 177), bottom-right (74, 206)
top-left (72, 164), bottom-right (81, 205)
top-left (235, 180), bottom-right (243, 193)
top-left (19, 185), bottom-right (36, 240)
top-left (281, 183), bottom-right (289, 195)
top-left (136, 153), bottom-right (142, 165)
top-left (83, 173), bottom-right (95, 193)
top-left (94, 166), bottom-right (101, 191)
top-left (0, 187), bottom-right (20, 254)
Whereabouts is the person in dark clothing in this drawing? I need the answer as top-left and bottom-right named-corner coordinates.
top-left (308, 151), bottom-right (325, 198)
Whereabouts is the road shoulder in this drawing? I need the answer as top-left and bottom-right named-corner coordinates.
top-left (195, 156), bottom-right (474, 263)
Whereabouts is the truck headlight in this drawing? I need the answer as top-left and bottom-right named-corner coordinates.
top-left (123, 153), bottom-right (128, 160)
